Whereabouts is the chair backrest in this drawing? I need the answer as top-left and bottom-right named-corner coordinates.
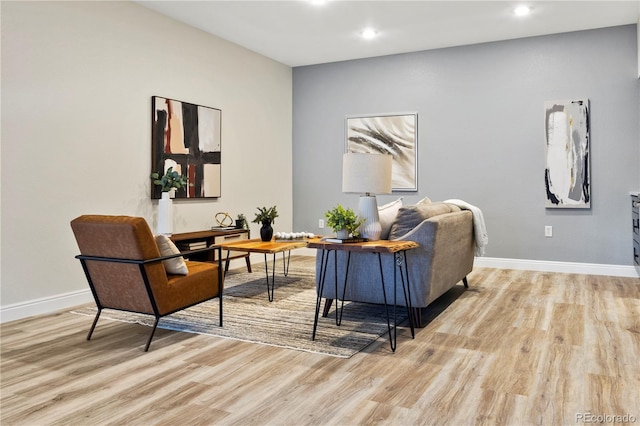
top-left (71, 215), bottom-right (168, 314)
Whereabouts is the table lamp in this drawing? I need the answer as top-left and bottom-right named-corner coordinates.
top-left (342, 153), bottom-right (393, 241)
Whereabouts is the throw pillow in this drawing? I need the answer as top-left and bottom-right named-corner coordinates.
top-left (417, 196), bottom-right (432, 205)
top-left (155, 234), bottom-right (188, 275)
top-left (378, 197), bottom-right (403, 240)
top-left (389, 202), bottom-right (458, 240)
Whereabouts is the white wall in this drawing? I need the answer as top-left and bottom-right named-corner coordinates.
top-left (1, 2), bottom-right (292, 320)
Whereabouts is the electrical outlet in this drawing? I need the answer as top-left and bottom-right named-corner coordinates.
top-left (545, 226), bottom-right (553, 238)
top-left (318, 219), bottom-right (325, 229)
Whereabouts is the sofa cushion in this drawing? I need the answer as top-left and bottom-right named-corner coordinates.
top-left (155, 234), bottom-right (188, 275)
top-left (378, 197), bottom-right (403, 240)
top-left (389, 202), bottom-right (461, 240)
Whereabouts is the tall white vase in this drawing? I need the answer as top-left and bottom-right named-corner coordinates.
top-left (157, 192), bottom-right (173, 235)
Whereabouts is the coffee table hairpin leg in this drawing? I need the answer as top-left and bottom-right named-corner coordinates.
top-left (263, 250), bottom-right (293, 302)
top-left (282, 250), bottom-right (292, 277)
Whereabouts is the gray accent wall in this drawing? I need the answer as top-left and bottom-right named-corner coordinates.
top-left (293, 25), bottom-right (639, 266)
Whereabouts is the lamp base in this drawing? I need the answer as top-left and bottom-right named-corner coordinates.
top-left (358, 195), bottom-right (382, 241)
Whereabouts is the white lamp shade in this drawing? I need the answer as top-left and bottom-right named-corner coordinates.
top-left (342, 153), bottom-right (393, 194)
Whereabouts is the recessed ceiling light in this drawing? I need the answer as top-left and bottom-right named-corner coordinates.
top-left (361, 28), bottom-right (378, 39)
top-left (514, 5), bottom-right (531, 16)
top-left (310, 0), bottom-right (328, 5)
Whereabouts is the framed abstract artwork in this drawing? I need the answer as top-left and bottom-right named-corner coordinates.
top-left (151, 96), bottom-right (222, 199)
top-left (544, 99), bottom-right (590, 208)
top-left (346, 113), bottom-right (418, 191)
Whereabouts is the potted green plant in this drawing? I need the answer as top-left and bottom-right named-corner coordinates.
top-left (325, 204), bottom-right (364, 239)
top-left (150, 167), bottom-right (189, 195)
top-left (235, 213), bottom-right (244, 229)
top-left (237, 213), bottom-right (251, 237)
top-left (252, 206), bottom-right (279, 241)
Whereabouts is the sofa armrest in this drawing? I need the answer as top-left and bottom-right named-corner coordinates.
top-left (397, 210), bottom-right (475, 304)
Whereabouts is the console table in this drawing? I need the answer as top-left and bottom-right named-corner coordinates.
top-left (171, 229), bottom-right (251, 273)
top-left (307, 239), bottom-right (419, 352)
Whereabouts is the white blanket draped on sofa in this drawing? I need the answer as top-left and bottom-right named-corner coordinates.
top-left (444, 199), bottom-right (488, 256)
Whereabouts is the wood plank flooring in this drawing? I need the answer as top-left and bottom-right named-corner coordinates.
top-left (2, 259), bottom-right (639, 425)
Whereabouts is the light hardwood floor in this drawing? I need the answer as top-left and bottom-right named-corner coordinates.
top-left (2, 260), bottom-right (639, 425)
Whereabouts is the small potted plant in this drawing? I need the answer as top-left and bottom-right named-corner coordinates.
top-left (150, 167), bottom-right (189, 197)
top-left (252, 206), bottom-right (279, 241)
top-left (236, 213), bottom-right (247, 230)
top-left (325, 204), bottom-right (364, 239)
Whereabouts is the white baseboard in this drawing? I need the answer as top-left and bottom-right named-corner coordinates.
top-left (295, 250), bottom-right (639, 278)
top-left (474, 257), bottom-right (640, 278)
top-left (0, 289), bottom-right (93, 324)
top-left (2, 255), bottom-right (637, 324)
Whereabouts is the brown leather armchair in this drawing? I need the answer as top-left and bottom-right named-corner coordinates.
top-left (71, 215), bottom-right (223, 351)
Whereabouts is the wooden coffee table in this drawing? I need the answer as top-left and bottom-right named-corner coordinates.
top-left (218, 238), bottom-right (315, 302)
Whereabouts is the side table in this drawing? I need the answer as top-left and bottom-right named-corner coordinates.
top-left (307, 239), bottom-right (419, 352)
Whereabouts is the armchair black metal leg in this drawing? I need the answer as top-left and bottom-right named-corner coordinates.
top-left (87, 308), bottom-right (102, 340)
top-left (463, 276), bottom-right (469, 288)
top-left (144, 317), bottom-right (160, 352)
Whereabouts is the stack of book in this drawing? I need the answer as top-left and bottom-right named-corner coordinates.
top-left (321, 237), bottom-right (368, 244)
top-left (177, 241), bottom-right (208, 251)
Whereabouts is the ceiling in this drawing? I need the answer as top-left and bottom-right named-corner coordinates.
top-left (136, 1), bottom-right (640, 67)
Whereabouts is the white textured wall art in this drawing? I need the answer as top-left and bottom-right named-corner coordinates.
top-left (544, 99), bottom-right (590, 208)
top-left (346, 113), bottom-right (417, 191)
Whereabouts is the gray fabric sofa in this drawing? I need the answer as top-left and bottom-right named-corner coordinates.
top-left (315, 200), bottom-right (475, 327)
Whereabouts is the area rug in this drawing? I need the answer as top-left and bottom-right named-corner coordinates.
top-left (71, 257), bottom-right (406, 358)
